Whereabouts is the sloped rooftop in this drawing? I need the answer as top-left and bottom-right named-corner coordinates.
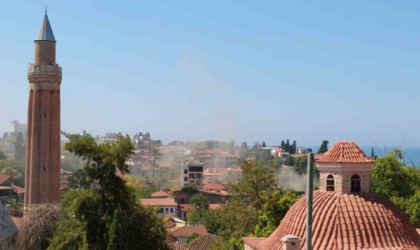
top-left (317, 140), bottom-right (375, 163)
top-left (0, 204), bottom-right (17, 240)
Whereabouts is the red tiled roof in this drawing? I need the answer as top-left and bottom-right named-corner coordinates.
top-left (167, 241), bottom-right (187, 250)
top-left (314, 154), bottom-right (324, 161)
top-left (180, 204), bottom-right (191, 211)
top-left (188, 234), bottom-right (219, 250)
top-left (317, 140), bottom-right (375, 163)
top-left (0, 175), bottom-right (11, 185)
top-left (151, 190), bottom-right (170, 198)
top-left (243, 237), bottom-right (265, 249)
top-left (140, 198), bottom-right (177, 207)
top-left (167, 220), bottom-right (177, 229)
top-left (253, 191), bottom-right (420, 250)
top-left (209, 204), bottom-right (221, 210)
top-left (202, 183), bottom-right (226, 191)
top-left (159, 162), bottom-right (172, 168)
top-left (169, 225), bottom-right (208, 238)
top-left (11, 185), bottom-right (24, 194)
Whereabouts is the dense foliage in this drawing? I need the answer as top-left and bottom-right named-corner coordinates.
top-left (187, 160), bottom-right (301, 249)
top-left (49, 132), bottom-right (169, 250)
top-left (317, 140), bottom-right (329, 154)
top-left (371, 149), bottom-right (420, 227)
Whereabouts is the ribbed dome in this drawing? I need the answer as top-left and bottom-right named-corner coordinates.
top-left (259, 191), bottom-right (420, 250)
top-left (317, 140), bottom-right (375, 163)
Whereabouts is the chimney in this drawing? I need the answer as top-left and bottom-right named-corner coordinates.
top-left (281, 235), bottom-right (301, 250)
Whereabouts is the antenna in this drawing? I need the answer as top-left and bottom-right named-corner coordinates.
top-left (402, 136), bottom-right (406, 165)
top-left (45, 5), bottom-right (48, 14)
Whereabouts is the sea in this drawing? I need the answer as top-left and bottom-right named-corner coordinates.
top-left (360, 146), bottom-right (420, 168)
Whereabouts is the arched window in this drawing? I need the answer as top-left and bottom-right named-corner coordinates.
top-left (326, 175), bottom-right (335, 191)
top-left (351, 174), bottom-right (361, 193)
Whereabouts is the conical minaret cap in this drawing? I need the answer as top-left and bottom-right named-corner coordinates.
top-left (35, 13), bottom-right (56, 42)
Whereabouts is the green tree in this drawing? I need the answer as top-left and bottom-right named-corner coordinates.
top-left (371, 148), bottom-right (420, 227)
top-left (233, 160), bottom-right (277, 210)
top-left (151, 141), bottom-right (162, 178)
top-left (182, 182), bottom-right (199, 195)
top-left (0, 151), bottom-right (6, 160)
top-left (240, 142), bottom-right (249, 160)
top-left (14, 132), bottom-right (25, 160)
top-left (190, 193), bottom-right (209, 209)
top-left (68, 168), bottom-right (92, 189)
top-left (317, 140), bottom-right (329, 154)
top-left (254, 189), bottom-right (301, 237)
top-left (206, 160), bottom-right (278, 249)
top-left (371, 149), bottom-right (413, 199)
top-left (49, 132), bottom-right (169, 250)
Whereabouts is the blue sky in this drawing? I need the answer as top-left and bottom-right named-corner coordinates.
top-left (1, 0), bottom-right (420, 147)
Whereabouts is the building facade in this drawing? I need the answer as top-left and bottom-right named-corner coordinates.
top-left (181, 160), bottom-right (204, 188)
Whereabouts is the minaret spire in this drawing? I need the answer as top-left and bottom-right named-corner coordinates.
top-left (36, 11), bottom-right (55, 42)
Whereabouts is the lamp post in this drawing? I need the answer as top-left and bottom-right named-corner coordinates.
top-left (306, 153), bottom-right (314, 250)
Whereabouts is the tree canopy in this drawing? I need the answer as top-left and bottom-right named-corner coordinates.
top-left (371, 148), bottom-right (420, 227)
top-left (317, 140), bottom-right (329, 154)
top-left (49, 132), bottom-right (169, 250)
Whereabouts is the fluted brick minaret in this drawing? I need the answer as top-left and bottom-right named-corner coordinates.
top-left (24, 13), bottom-right (62, 214)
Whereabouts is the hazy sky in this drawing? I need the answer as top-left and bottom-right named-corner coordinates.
top-left (1, 1), bottom-right (420, 147)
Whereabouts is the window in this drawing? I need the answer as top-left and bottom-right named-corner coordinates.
top-left (351, 174), bottom-right (361, 193)
top-left (326, 175), bottom-right (335, 191)
top-left (184, 177), bottom-right (188, 181)
top-left (170, 208), bottom-right (174, 214)
top-left (165, 207), bottom-right (169, 213)
top-left (184, 169), bottom-right (188, 174)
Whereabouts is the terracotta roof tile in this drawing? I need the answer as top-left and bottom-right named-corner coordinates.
top-left (180, 204), bottom-right (191, 211)
top-left (251, 191), bottom-right (420, 249)
top-left (202, 183), bottom-right (226, 191)
top-left (167, 241), bottom-right (187, 250)
top-left (150, 190), bottom-right (170, 198)
top-left (140, 198), bottom-right (177, 207)
top-left (169, 225), bottom-right (208, 238)
top-left (243, 237), bottom-right (265, 249)
top-left (0, 175), bottom-right (11, 185)
top-left (11, 185), bottom-right (24, 194)
top-left (317, 140), bottom-right (375, 163)
top-left (188, 234), bottom-right (219, 250)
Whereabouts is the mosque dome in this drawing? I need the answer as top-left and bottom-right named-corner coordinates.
top-left (250, 191), bottom-right (420, 249)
